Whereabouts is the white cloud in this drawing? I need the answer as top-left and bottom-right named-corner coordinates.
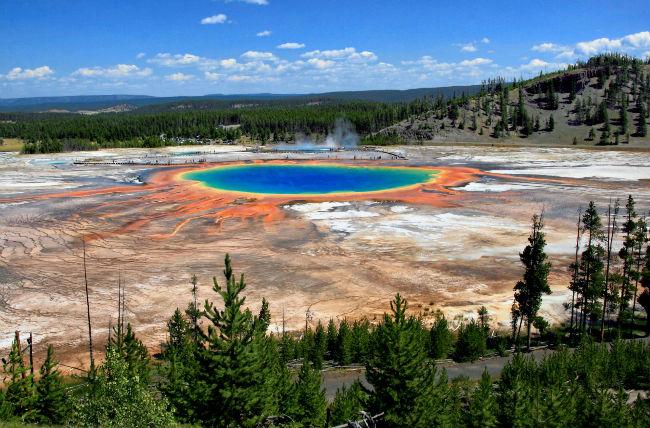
top-left (4, 66), bottom-right (54, 80)
top-left (301, 47), bottom-right (377, 63)
top-left (149, 53), bottom-right (202, 67)
top-left (481, 37), bottom-right (490, 44)
top-left (502, 58), bottom-right (567, 76)
top-left (241, 51), bottom-right (277, 61)
top-left (576, 37), bottom-right (622, 55)
top-left (568, 31), bottom-right (650, 55)
top-left (136, 52), bottom-right (146, 59)
top-left (200, 14), bottom-right (227, 25)
top-left (219, 58), bottom-right (239, 68)
top-left (204, 71), bottom-right (222, 81)
top-left (277, 42), bottom-right (305, 49)
top-left (532, 42), bottom-right (565, 53)
top-left (72, 64), bottom-right (152, 78)
top-left (256, 30), bottom-right (271, 37)
top-left (165, 72), bottom-right (194, 81)
top-left (459, 57), bottom-right (492, 66)
top-left (307, 58), bottom-right (335, 69)
top-left (460, 43), bottom-right (477, 52)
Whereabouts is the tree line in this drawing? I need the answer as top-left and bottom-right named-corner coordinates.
top-left (0, 101), bottom-right (435, 154)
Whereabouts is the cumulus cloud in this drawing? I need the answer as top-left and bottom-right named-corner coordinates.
top-left (136, 52), bottom-right (146, 59)
top-left (165, 72), bottom-right (194, 81)
top-left (302, 47), bottom-right (377, 62)
top-left (200, 14), bottom-right (227, 25)
top-left (204, 71), bottom-right (222, 81)
top-left (460, 43), bottom-right (477, 52)
top-left (307, 58), bottom-right (335, 69)
top-left (256, 30), bottom-right (271, 37)
top-left (72, 64), bottom-right (152, 78)
top-left (481, 37), bottom-right (490, 44)
top-left (241, 51), bottom-right (277, 61)
top-left (149, 53), bottom-right (202, 67)
top-left (277, 42), bottom-right (305, 49)
top-left (533, 31), bottom-right (650, 59)
top-left (3, 66), bottom-right (54, 80)
top-left (459, 57), bottom-right (492, 66)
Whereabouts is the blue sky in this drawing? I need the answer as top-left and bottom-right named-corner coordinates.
top-left (1, 0), bottom-right (649, 98)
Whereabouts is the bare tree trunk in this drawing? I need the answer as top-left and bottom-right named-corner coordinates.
top-left (28, 332), bottom-right (34, 375)
top-left (600, 200), bottom-right (617, 341)
top-left (570, 209), bottom-right (582, 336)
top-left (83, 236), bottom-right (94, 371)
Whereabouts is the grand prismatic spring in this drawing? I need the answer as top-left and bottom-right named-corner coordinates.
top-left (2, 145), bottom-right (650, 367)
top-left (182, 164), bottom-right (439, 195)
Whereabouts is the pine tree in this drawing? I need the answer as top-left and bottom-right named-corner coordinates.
top-left (620, 95), bottom-right (629, 136)
top-left (617, 196), bottom-right (637, 330)
top-left (578, 202), bottom-right (606, 332)
top-left (329, 381), bottom-right (369, 426)
top-left (547, 114), bottom-right (555, 131)
top-left (287, 362), bottom-right (327, 427)
top-left (197, 254), bottom-right (279, 426)
top-left (311, 321), bottom-right (327, 369)
top-left (366, 294), bottom-right (459, 427)
top-left (588, 127), bottom-right (596, 141)
top-left (513, 214), bottom-right (552, 349)
top-left (33, 345), bottom-right (69, 425)
top-left (160, 308), bottom-right (201, 424)
top-left (631, 216), bottom-right (648, 330)
top-left (638, 102), bottom-right (648, 137)
top-left (1, 336), bottom-right (37, 421)
top-left (455, 320), bottom-right (487, 362)
top-left (336, 319), bottom-right (353, 365)
top-left (466, 370), bottom-right (498, 428)
top-left (326, 318), bottom-right (338, 359)
top-left (108, 323), bottom-right (150, 382)
top-left (429, 316), bottom-right (453, 359)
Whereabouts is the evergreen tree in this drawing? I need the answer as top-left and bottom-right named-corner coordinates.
top-left (197, 254), bottom-right (279, 426)
top-left (159, 308), bottom-right (202, 424)
top-left (547, 114), bottom-right (555, 131)
top-left (326, 318), bottom-right (338, 359)
top-left (107, 323), bottom-right (150, 382)
top-left (1, 337), bottom-right (37, 422)
top-left (513, 214), bottom-right (552, 349)
top-left (329, 381), bottom-right (369, 426)
top-left (366, 294), bottom-right (459, 427)
top-left (311, 321), bottom-right (327, 369)
top-left (638, 103), bottom-right (648, 137)
top-left (466, 370), bottom-right (498, 428)
top-left (620, 95), bottom-right (629, 136)
top-left (335, 319), bottom-right (353, 365)
top-left (455, 320), bottom-right (487, 362)
top-left (429, 316), bottom-right (453, 359)
top-left (617, 196), bottom-right (637, 329)
top-left (287, 362), bottom-right (326, 427)
top-left (34, 345), bottom-right (69, 425)
top-left (578, 202), bottom-right (606, 332)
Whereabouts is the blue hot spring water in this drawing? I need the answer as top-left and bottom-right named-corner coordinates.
top-left (183, 164), bottom-right (437, 195)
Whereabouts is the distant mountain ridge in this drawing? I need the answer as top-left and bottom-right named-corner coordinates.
top-left (0, 85), bottom-right (482, 113)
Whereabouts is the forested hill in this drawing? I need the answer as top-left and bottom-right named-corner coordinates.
top-left (0, 84), bottom-right (481, 113)
top-left (375, 54), bottom-right (650, 146)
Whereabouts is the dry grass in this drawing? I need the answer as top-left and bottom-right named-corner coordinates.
top-left (0, 138), bottom-right (24, 152)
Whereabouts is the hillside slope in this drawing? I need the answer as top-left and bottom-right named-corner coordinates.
top-left (376, 54), bottom-right (650, 147)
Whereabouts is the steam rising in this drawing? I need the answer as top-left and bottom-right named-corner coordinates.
top-left (275, 118), bottom-right (359, 150)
